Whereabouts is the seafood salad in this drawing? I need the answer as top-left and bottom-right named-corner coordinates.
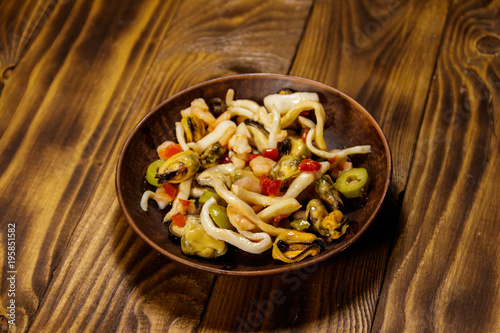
top-left (141, 89), bottom-right (371, 263)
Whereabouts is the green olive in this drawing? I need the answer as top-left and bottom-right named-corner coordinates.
top-left (209, 205), bottom-right (233, 229)
top-left (146, 159), bottom-right (165, 187)
top-left (199, 191), bottom-right (226, 206)
top-left (290, 218), bottom-right (311, 231)
top-left (336, 168), bottom-right (370, 198)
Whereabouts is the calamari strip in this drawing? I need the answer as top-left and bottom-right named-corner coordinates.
top-left (187, 120), bottom-right (237, 153)
top-left (281, 100), bottom-right (327, 150)
top-left (267, 107), bottom-right (281, 149)
top-left (229, 99), bottom-right (261, 113)
top-left (256, 198), bottom-right (302, 222)
top-left (329, 145), bottom-right (372, 166)
top-left (140, 190), bottom-right (169, 211)
top-left (299, 116), bottom-right (371, 161)
top-left (263, 92), bottom-right (319, 115)
top-left (299, 117), bottom-right (331, 159)
top-left (256, 106), bottom-right (273, 132)
top-left (204, 163), bottom-right (236, 175)
top-left (225, 89), bottom-right (235, 105)
top-left (232, 185), bottom-right (284, 206)
top-left (197, 170), bottom-right (289, 236)
top-left (227, 106), bottom-right (256, 119)
top-left (284, 161), bottom-right (330, 198)
top-left (175, 122), bottom-right (189, 151)
top-left (200, 197), bottom-right (272, 254)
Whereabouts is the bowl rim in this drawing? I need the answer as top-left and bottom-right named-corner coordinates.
top-left (116, 73), bottom-right (392, 276)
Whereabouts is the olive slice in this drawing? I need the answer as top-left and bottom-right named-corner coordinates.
top-left (290, 218), bottom-right (311, 231)
top-left (209, 205), bottom-right (233, 229)
top-left (199, 191), bottom-right (226, 206)
top-left (336, 168), bottom-right (370, 198)
top-left (146, 159), bottom-right (165, 187)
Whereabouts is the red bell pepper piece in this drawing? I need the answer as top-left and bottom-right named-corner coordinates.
top-left (171, 213), bottom-right (187, 227)
top-left (297, 159), bottom-right (321, 172)
top-left (260, 175), bottom-right (282, 196)
top-left (161, 183), bottom-right (178, 199)
top-left (301, 130), bottom-right (309, 143)
top-left (262, 148), bottom-right (279, 161)
top-left (158, 143), bottom-right (183, 159)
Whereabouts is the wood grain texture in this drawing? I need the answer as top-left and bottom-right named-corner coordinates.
top-left (372, 0), bottom-right (500, 332)
top-left (1, 0), bottom-right (498, 332)
top-left (0, 0), bottom-right (61, 87)
top-left (0, 0), bottom-right (67, 136)
top-left (197, 0), bottom-right (451, 331)
top-left (0, 0), bottom-right (183, 331)
top-left (292, 0), bottom-right (452, 195)
top-left (12, 0), bottom-right (313, 332)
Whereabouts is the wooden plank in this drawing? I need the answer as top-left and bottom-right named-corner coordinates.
top-left (372, 0), bottom-right (500, 331)
top-left (21, 0), bottom-right (313, 331)
top-left (0, 0), bottom-right (183, 331)
top-left (0, 0), bottom-right (67, 136)
top-left (197, 0), bottom-right (452, 331)
top-left (0, 0), bottom-right (61, 86)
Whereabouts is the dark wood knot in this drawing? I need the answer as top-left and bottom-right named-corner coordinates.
top-left (476, 35), bottom-right (500, 54)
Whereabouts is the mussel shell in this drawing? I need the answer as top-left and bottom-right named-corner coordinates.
top-left (182, 116), bottom-right (205, 142)
top-left (157, 150), bottom-right (200, 184)
top-left (272, 230), bottom-right (326, 263)
top-left (199, 143), bottom-right (226, 169)
top-left (315, 175), bottom-right (344, 210)
top-left (306, 199), bottom-right (330, 237)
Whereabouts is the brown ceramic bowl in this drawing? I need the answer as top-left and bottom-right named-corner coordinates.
top-left (116, 73), bottom-right (391, 276)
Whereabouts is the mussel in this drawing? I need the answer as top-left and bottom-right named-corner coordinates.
top-left (156, 150), bottom-right (200, 184)
top-left (321, 210), bottom-right (349, 240)
top-left (180, 216), bottom-right (227, 258)
top-left (305, 199), bottom-right (329, 237)
top-left (272, 230), bottom-right (325, 263)
top-left (277, 138), bottom-right (291, 155)
top-left (199, 143), bottom-right (226, 169)
top-left (244, 119), bottom-right (269, 153)
top-left (289, 137), bottom-right (311, 159)
top-left (181, 116), bottom-right (206, 142)
top-left (169, 214), bottom-right (196, 238)
top-left (269, 155), bottom-right (301, 183)
top-left (315, 175), bottom-right (344, 210)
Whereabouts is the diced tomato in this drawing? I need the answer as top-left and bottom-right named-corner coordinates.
top-left (221, 153), bottom-right (232, 164)
top-left (270, 214), bottom-right (291, 226)
top-left (262, 148), bottom-right (279, 161)
top-left (171, 213), bottom-right (187, 227)
top-left (260, 175), bottom-right (282, 196)
top-left (297, 159), bottom-right (321, 172)
top-left (161, 183), bottom-right (178, 199)
top-left (178, 198), bottom-right (191, 207)
top-left (328, 156), bottom-right (337, 164)
top-left (301, 130), bottom-right (309, 143)
top-left (299, 109), bottom-right (311, 117)
top-left (248, 153), bottom-right (261, 163)
top-left (158, 143), bottom-right (183, 159)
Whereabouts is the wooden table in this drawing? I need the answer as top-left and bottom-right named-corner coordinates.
top-left (1, 0), bottom-right (499, 332)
